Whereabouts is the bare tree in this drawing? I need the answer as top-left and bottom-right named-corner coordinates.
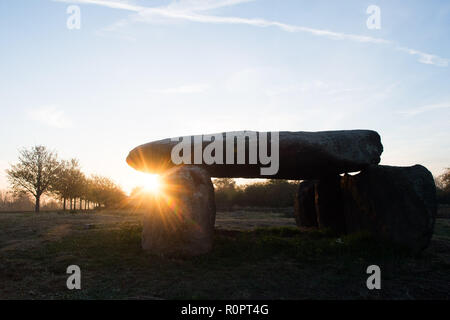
top-left (437, 168), bottom-right (450, 192)
top-left (88, 175), bottom-right (126, 209)
top-left (6, 145), bottom-right (61, 212)
top-left (52, 159), bottom-right (85, 211)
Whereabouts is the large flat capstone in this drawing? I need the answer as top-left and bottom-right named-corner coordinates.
top-left (127, 130), bottom-right (383, 179)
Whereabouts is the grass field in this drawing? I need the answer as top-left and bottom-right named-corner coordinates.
top-left (0, 208), bottom-right (449, 299)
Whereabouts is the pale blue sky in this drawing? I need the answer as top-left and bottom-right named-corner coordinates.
top-left (0, 0), bottom-right (449, 193)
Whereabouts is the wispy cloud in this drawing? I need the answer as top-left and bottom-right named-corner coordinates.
top-left (397, 46), bottom-right (449, 67)
top-left (55, 0), bottom-right (389, 44)
top-left (150, 83), bottom-right (211, 94)
top-left (54, 0), bottom-right (448, 67)
top-left (398, 102), bottom-right (450, 116)
top-left (28, 106), bottom-right (72, 128)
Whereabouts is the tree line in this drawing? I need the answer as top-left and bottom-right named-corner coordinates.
top-left (436, 168), bottom-right (450, 204)
top-left (5, 145), bottom-right (125, 212)
top-left (213, 178), bottom-right (299, 209)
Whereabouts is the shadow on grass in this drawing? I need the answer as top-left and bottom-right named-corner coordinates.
top-left (2, 224), bottom-right (449, 299)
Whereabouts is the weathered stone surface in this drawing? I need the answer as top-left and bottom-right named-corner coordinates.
top-left (127, 130), bottom-right (383, 179)
top-left (341, 165), bottom-right (437, 252)
top-left (141, 166), bottom-right (216, 256)
top-left (314, 176), bottom-right (346, 234)
top-left (293, 180), bottom-right (318, 228)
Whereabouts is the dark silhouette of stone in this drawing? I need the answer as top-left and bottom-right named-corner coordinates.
top-left (128, 128), bottom-right (435, 254)
top-left (141, 166), bottom-right (216, 257)
top-left (294, 180), bottom-right (318, 228)
top-left (314, 176), bottom-right (346, 234)
top-left (294, 177), bottom-right (346, 234)
top-left (341, 165), bottom-right (437, 252)
top-left (127, 130), bottom-right (383, 179)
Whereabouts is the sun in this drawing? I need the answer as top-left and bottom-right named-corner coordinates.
top-left (142, 174), bottom-right (162, 193)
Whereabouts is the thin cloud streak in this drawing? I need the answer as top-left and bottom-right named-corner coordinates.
top-left (54, 0), bottom-right (448, 66)
top-left (397, 103), bottom-right (450, 116)
top-left (55, 0), bottom-right (389, 44)
top-left (139, 9), bottom-right (390, 44)
top-left (396, 46), bottom-right (449, 67)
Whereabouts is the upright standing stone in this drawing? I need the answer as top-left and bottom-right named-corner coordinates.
top-left (141, 166), bottom-right (216, 256)
top-left (315, 176), bottom-right (346, 234)
top-left (341, 165), bottom-right (437, 252)
top-left (294, 177), bottom-right (346, 234)
top-left (294, 180), bottom-right (318, 228)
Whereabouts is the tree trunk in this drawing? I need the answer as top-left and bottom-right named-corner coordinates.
top-left (35, 195), bottom-right (40, 213)
top-left (63, 198), bottom-right (66, 211)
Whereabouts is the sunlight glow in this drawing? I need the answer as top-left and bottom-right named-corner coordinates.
top-left (142, 174), bottom-right (162, 194)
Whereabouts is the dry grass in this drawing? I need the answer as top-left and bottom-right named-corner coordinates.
top-left (0, 208), bottom-right (449, 300)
